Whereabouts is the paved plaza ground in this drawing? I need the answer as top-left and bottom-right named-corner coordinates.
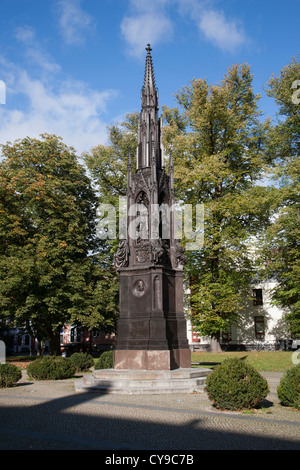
top-left (0, 369), bottom-right (299, 451)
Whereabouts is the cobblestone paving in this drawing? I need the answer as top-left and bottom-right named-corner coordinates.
top-left (0, 370), bottom-right (299, 450)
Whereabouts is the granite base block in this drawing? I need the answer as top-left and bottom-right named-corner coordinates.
top-left (74, 367), bottom-right (213, 395)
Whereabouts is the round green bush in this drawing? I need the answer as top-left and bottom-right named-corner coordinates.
top-left (70, 352), bottom-right (94, 372)
top-left (277, 364), bottom-right (300, 410)
top-left (94, 350), bottom-right (114, 369)
top-left (27, 356), bottom-right (76, 380)
top-left (205, 358), bottom-right (269, 411)
top-left (0, 363), bottom-right (22, 388)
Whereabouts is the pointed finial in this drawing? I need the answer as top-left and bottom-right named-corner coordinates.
top-left (143, 43), bottom-right (156, 90)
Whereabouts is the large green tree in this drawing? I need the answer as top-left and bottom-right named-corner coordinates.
top-left (84, 113), bottom-right (138, 206)
top-left (261, 57), bottom-right (300, 336)
top-left (0, 134), bottom-right (117, 354)
top-left (81, 115), bottom-right (139, 343)
top-left (162, 64), bottom-right (276, 351)
top-left (83, 113), bottom-right (138, 256)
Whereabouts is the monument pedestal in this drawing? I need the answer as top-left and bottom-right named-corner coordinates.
top-left (75, 367), bottom-right (213, 395)
top-left (115, 266), bottom-right (191, 371)
top-left (114, 349), bottom-right (191, 370)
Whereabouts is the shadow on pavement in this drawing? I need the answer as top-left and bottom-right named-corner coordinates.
top-left (0, 381), bottom-right (300, 451)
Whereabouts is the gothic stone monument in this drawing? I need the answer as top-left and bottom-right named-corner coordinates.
top-left (75, 46), bottom-right (212, 392)
top-left (113, 44), bottom-right (191, 371)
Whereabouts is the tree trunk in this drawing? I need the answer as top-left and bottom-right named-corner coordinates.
top-left (36, 340), bottom-right (42, 356)
top-left (49, 328), bottom-right (62, 356)
top-left (210, 331), bottom-right (222, 353)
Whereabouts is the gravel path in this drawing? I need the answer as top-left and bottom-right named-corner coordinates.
top-left (0, 370), bottom-right (299, 451)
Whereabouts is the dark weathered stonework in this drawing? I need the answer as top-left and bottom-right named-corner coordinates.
top-left (114, 44), bottom-right (191, 370)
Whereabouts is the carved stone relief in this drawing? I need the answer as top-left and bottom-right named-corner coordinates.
top-left (135, 245), bottom-right (151, 263)
top-left (114, 240), bottom-right (129, 269)
top-left (133, 279), bottom-right (146, 297)
top-left (170, 241), bottom-right (186, 270)
top-left (154, 275), bottom-right (162, 310)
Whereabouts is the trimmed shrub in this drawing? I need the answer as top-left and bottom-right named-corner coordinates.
top-left (0, 363), bottom-right (22, 388)
top-left (205, 358), bottom-right (269, 411)
top-left (70, 352), bottom-right (94, 372)
top-left (94, 350), bottom-right (114, 369)
top-left (27, 356), bottom-right (76, 380)
top-left (277, 364), bottom-right (300, 410)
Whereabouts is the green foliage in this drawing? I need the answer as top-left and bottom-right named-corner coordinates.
top-left (84, 269), bottom-right (119, 331)
top-left (0, 134), bottom-right (117, 353)
top-left (260, 57), bottom-right (300, 335)
top-left (0, 363), bottom-right (22, 388)
top-left (94, 350), bottom-right (114, 369)
top-left (190, 270), bottom-right (246, 338)
top-left (205, 358), bottom-right (269, 410)
top-left (277, 364), bottom-right (300, 409)
top-left (83, 113), bottom-right (138, 206)
top-left (162, 65), bottom-right (276, 349)
top-left (69, 352), bottom-right (94, 372)
top-left (262, 204), bottom-right (300, 336)
top-left (83, 114), bottom-right (139, 314)
top-left (27, 355), bottom-right (76, 380)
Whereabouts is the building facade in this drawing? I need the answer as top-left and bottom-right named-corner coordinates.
top-left (186, 280), bottom-right (291, 351)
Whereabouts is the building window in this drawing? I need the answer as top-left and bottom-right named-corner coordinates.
top-left (253, 288), bottom-right (263, 306)
top-left (254, 316), bottom-right (265, 340)
top-left (70, 328), bottom-right (75, 343)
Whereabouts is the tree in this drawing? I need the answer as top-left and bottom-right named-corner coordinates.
top-left (162, 64), bottom-right (275, 352)
top-left (261, 57), bottom-right (300, 336)
top-left (84, 113), bottom-right (138, 206)
top-left (0, 134), bottom-right (114, 354)
top-left (83, 113), bottom-right (138, 258)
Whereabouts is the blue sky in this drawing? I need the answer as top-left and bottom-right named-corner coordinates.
top-left (0, 0), bottom-right (299, 155)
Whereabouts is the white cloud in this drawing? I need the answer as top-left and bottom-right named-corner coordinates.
top-left (56, 0), bottom-right (95, 46)
top-left (0, 58), bottom-right (117, 155)
top-left (121, 0), bottom-right (173, 58)
top-left (128, 0), bottom-right (172, 13)
top-left (14, 26), bottom-right (61, 73)
top-left (0, 20), bottom-right (118, 155)
top-left (121, 0), bottom-right (247, 56)
top-left (178, 0), bottom-right (247, 52)
top-left (14, 25), bottom-right (35, 43)
top-left (121, 14), bottom-right (173, 58)
top-left (198, 9), bottom-right (246, 52)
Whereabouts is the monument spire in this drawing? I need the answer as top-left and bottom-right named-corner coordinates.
top-left (137, 44), bottom-right (162, 170)
top-left (113, 45), bottom-right (191, 372)
top-left (143, 43), bottom-right (156, 92)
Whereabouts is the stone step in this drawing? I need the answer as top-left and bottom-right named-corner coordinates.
top-left (79, 376), bottom-right (207, 389)
top-left (89, 376), bottom-right (207, 386)
top-left (92, 367), bottom-right (211, 380)
top-left (75, 379), bottom-right (207, 395)
top-left (75, 382), bottom-right (206, 395)
top-left (74, 367), bottom-right (212, 395)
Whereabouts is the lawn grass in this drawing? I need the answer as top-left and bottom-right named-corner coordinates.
top-left (7, 356), bottom-right (36, 362)
top-left (191, 350), bottom-right (295, 372)
top-left (6, 351), bottom-right (296, 373)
